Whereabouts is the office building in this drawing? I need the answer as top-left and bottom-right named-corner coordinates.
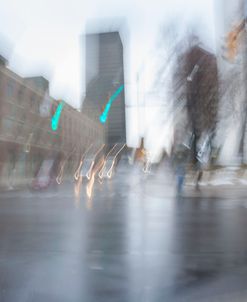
top-left (82, 31), bottom-right (126, 145)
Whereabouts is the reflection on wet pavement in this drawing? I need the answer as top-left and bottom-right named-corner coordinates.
top-left (0, 161), bottom-right (247, 301)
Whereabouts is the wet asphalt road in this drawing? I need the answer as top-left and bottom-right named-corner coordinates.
top-left (0, 161), bottom-right (247, 301)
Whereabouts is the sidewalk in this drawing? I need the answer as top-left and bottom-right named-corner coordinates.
top-left (183, 167), bottom-right (247, 198)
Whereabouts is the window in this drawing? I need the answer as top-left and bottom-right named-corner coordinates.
top-left (18, 87), bottom-right (25, 106)
top-left (30, 95), bottom-right (36, 112)
top-left (20, 109), bottom-right (26, 122)
top-left (2, 118), bottom-right (13, 137)
top-left (10, 103), bottom-right (17, 119)
top-left (7, 80), bottom-right (15, 99)
top-left (36, 97), bottom-right (41, 115)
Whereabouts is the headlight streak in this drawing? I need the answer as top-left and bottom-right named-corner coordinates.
top-left (74, 144), bottom-right (93, 180)
top-left (143, 151), bottom-right (152, 174)
top-left (86, 156), bottom-right (105, 200)
top-left (56, 146), bottom-right (76, 184)
top-left (85, 144), bottom-right (105, 180)
top-left (24, 133), bottom-right (33, 153)
top-left (74, 175), bottom-right (83, 203)
top-left (106, 144), bottom-right (126, 179)
top-left (98, 144), bottom-right (118, 179)
top-left (86, 161), bottom-right (95, 180)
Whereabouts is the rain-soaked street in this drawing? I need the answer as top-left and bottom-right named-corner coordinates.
top-left (1, 161), bottom-right (247, 302)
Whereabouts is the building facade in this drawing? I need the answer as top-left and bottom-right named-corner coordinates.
top-left (82, 31), bottom-right (126, 145)
top-left (0, 56), bottom-right (103, 189)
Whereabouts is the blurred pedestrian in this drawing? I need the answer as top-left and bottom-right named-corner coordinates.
top-left (195, 132), bottom-right (212, 190)
top-left (172, 143), bottom-right (189, 195)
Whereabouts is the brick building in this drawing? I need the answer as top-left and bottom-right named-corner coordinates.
top-left (0, 56), bottom-right (103, 189)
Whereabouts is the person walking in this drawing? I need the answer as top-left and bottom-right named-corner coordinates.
top-left (172, 143), bottom-right (189, 196)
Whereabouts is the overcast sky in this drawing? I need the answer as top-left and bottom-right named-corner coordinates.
top-left (0, 0), bottom-right (216, 109)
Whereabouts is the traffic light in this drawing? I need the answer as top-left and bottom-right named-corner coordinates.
top-left (223, 21), bottom-right (245, 61)
top-left (226, 29), bottom-right (238, 60)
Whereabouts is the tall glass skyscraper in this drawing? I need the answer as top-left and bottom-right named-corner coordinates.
top-left (82, 31), bottom-right (126, 145)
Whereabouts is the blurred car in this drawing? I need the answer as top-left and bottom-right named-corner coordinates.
top-left (31, 159), bottom-right (55, 190)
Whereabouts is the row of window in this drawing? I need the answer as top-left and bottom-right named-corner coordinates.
top-left (3, 105), bottom-right (99, 142)
top-left (4, 80), bottom-right (100, 141)
top-left (6, 79), bottom-right (44, 115)
top-left (0, 118), bottom-right (64, 148)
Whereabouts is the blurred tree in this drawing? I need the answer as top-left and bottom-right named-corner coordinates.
top-left (172, 35), bottom-right (219, 165)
